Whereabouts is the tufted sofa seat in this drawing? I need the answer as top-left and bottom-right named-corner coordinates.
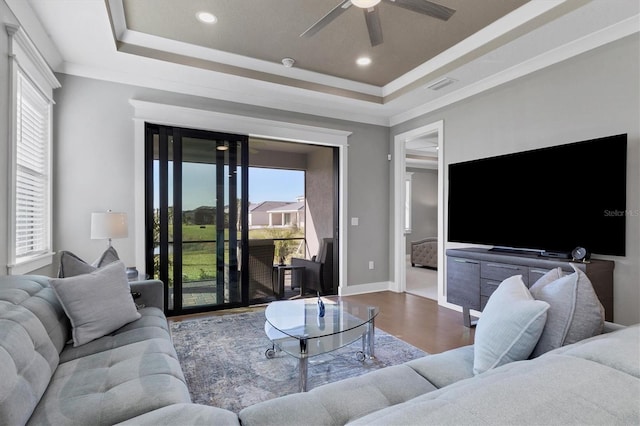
top-left (0, 274), bottom-right (238, 425)
top-left (410, 237), bottom-right (438, 269)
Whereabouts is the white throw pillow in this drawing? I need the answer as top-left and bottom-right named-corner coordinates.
top-left (529, 264), bottom-right (604, 357)
top-left (50, 260), bottom-right (141, 346)
top-left (473, 275), bottom-right (549, 375)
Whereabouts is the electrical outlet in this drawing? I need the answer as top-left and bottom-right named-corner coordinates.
top-left (368, 261), bottom-right (374, 270)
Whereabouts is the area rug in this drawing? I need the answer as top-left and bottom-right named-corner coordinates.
top-left (170, 308), bottom-right (427, 413)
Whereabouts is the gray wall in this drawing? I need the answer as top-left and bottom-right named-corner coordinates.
top-left (392, 34), bottom-right (640, 325)
top-left (306, 147), bottom-right (334, 258)
top-left (405, 168), bottom-right (438, 254)
top-left (45, 74), bottom-right (389, 288)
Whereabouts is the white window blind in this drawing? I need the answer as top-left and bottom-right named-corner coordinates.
top-left (15, 71), bottom-right (50, 259)
top-left (6, 24), bottom-right (60, 274)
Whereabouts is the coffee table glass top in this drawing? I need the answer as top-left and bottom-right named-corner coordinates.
top-left (264, 297), bottom-right (378, 359)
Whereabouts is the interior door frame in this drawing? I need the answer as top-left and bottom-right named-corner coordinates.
top-left (392, 120), bottom-right (455, 309)
top-left (131, 100), bottom-right (352, 298)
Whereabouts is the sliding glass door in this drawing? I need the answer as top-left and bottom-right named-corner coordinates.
top-left (146, 124), bottom-right (249, 315)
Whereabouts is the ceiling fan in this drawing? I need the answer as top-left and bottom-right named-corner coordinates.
top-left (300, 0), bottom-right (456, 47)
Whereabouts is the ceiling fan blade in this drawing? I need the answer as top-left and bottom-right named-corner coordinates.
top-left (300, 0), bottom-right (352, 38)
top-left (364, 7), bottom-right (383, 47)
top-left (384, 0), bottom-right (455, 21)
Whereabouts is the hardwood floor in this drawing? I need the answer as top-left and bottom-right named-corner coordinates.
top-left (171, 291), bottom-right (475, 354)
top-left (342, 291), bottom-right (475, 354)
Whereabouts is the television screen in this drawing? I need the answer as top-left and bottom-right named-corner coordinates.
top-left (447, 134), bottom-right (627, 256)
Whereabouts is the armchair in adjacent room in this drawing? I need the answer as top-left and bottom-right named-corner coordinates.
top-left (290, 238), bottom-right (334, 295)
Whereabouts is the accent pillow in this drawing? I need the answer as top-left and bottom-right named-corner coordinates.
top-left (91, 245), bottom-right (120, 268)
top-left (50, 260), bottom-right (141, 346)
top-left (473, 275), bottom-right (549, 375)
top-left (529, 264), bottom-right (604, 357)
top-left (58, 246), bottom-right (120, 278)
top-left (531, 266), bottom-right (564, 288)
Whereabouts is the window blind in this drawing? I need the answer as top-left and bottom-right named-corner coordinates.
top-left (15, 71), bottom-right (50, 259)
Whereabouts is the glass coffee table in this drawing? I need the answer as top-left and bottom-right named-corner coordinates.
top-left (264, 297), bottom-right (379, 392)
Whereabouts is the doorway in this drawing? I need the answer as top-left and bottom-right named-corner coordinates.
top-left (248, 138), bottom-right (339, 297)
top-left (392, 121), bottom-right (445, 304)
top-left (146, 125), bottom-right (340, 315)
top-left (404, 136), bottom-right (439, 300)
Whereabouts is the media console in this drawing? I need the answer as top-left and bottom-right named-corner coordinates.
top-left (446, 247), bottom-right (614, 327)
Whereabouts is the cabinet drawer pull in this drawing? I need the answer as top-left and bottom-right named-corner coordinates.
top-left (487, 263), bottom-right (520, 270)
top-left (530, 268), bottom-right (549, 275)
top-left (454, 259), bottom-right (479, 264)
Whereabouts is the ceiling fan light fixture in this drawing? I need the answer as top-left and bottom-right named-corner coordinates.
top-left (351, 0), bottom-right (381, 8)
top-left (196, 11), bottom-right (218, 24)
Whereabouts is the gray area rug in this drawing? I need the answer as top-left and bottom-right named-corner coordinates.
top-left (170, 308), bottom-right (427, 413)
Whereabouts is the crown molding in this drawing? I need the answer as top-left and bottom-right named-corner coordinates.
top-left (390, 14), bottom-right (640, 126)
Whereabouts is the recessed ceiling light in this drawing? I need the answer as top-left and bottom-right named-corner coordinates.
top-left (196, 11), bottom-right (218, 24)
top-left (356, 57), bottom-right (372, 66)
top-left (216, 145), bottom-right (229, 151)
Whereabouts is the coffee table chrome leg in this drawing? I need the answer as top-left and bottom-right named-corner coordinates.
top-left (299, 336), bottom-right (308, 392)
top-left (366, 306), bottom-right (375, 359)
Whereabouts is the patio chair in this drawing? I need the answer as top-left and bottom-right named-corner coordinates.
top-left (245, 239), bottom-right (276, 300)
top-left (291, 237), bottom-right (334, 295)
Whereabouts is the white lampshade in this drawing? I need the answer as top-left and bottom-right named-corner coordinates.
top-left (91, 211), bottom-right (128, 241)
top-left (351, 0), bottom-right (381, 8)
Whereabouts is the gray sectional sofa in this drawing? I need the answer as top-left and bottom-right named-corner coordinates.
top-left (239, 322), bottom-right (640, 425)
top-left (2, 269), bottom-right (639, 426)
top-left (0, 273), bottom-right (236, 425)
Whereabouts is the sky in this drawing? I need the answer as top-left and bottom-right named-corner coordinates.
top-left (154, 162), bottom-right (304, 210)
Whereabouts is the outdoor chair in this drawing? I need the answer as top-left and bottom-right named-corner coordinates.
top-left (244, 239), bottom-right (276, 300)
top-left (291, 237), bottom-right (334, 295)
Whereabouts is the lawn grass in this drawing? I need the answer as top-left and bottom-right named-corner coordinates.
top-left (168, 225), bottom-right (304, 281)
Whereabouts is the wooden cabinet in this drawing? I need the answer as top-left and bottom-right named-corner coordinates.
top-left (446, 248), bottom-right (615, 326)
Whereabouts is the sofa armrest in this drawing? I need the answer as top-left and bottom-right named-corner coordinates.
top-left (130, 279), bottom-right (164, 310)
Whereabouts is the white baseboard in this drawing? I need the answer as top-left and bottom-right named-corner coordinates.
top-left (338, 281), bottom-right (392, 296)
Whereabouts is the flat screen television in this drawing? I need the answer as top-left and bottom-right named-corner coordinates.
top-left (447, 134), bottom-right (627, 257)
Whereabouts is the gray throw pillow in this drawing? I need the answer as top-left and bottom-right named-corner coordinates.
top-left (529, 264), bottom-right (604, 357)
top-left (58, 251), bottom-right (96, 278)
top-left (91, 246), bottom-right (120, 268)
top-left (58, 247), bottom-right (120, 278)
top-left (473, 275), bottom-right (549, 375)
top-left (50, 260), bottom-right (141, 346)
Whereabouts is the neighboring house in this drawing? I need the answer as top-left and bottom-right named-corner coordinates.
top-left (267, 201), bottom-right (305, 228)
top-left (249, 200), bottom-right (305, 228)
top-left (249, 202), bottom-right (289, 228)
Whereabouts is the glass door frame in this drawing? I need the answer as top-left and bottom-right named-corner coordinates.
top-left (145, 123), bottom-right (249, 316)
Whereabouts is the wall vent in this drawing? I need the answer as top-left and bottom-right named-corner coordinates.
top-left (426, 77), bottom-right (457, 91)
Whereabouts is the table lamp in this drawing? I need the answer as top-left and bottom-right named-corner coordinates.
top-left (91, 210), bottom-right (128, 248)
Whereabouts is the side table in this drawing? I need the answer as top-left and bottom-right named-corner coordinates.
top-left (274, 264), bottom-right (305, 299)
